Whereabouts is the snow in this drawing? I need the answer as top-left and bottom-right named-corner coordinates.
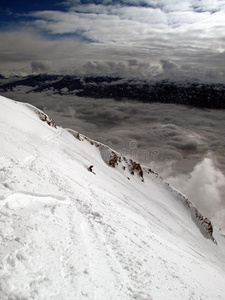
top-left (0, 95), bottom-right (225, 300)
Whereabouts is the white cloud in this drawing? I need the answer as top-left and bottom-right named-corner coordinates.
top-left (83, 60), bottom-right (154, 77)
top-left (31, 61), bottom-right (49, 73)
top-left (167, 156), bottom-right (225, 230)
top-left (192, 0), bottom-right (225, 12)
top-left (1, 0), bottom-right (225, 81)
top-left (160, 59), bottom-right (179, 74)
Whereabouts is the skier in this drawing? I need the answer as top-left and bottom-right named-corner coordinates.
top-left (88, 165), bottom-right (94, 172)
top-left (88, 165), bottom-right (96, 175)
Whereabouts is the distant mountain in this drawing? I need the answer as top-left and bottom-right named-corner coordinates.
top-left (1, 95), bottom-right (225, 299)
top-left (0, 74), bottom-right (225, 109)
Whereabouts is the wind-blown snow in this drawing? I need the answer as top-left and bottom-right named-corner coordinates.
top-left (0, 95), bottom-right (225, 300)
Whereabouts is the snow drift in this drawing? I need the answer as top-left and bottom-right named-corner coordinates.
top-left (0, 95), bottom-right (225, 300)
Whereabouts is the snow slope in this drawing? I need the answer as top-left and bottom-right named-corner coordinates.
top-left (0, 95), bottom-right (225, 300)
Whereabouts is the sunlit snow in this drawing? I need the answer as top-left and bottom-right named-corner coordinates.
top-left (0, 95), bottom-right (225, 300)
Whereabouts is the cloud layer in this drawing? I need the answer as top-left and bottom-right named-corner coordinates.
top-left (1, 0), bottom-right (225, 81)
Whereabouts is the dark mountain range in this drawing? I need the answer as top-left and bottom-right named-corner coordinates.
top-left (0, 74), bottom-right (224, 109)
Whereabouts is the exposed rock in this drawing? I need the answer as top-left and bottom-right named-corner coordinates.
top-left (38, 111), bottom-right (57, 128)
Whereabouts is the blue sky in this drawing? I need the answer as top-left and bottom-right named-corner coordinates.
top-left (1, 0), bottom-right (225, 82)
top-left (0, 1), bottom-right (64, 27)
top-left (0, 0), bottom-right (60, 14)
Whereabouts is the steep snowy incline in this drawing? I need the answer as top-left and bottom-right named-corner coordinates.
top-left (0, 95), bottom-right (225, 300)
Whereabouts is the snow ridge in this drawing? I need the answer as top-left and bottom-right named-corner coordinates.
top-left (66, 128), bottom-right (216, 243)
